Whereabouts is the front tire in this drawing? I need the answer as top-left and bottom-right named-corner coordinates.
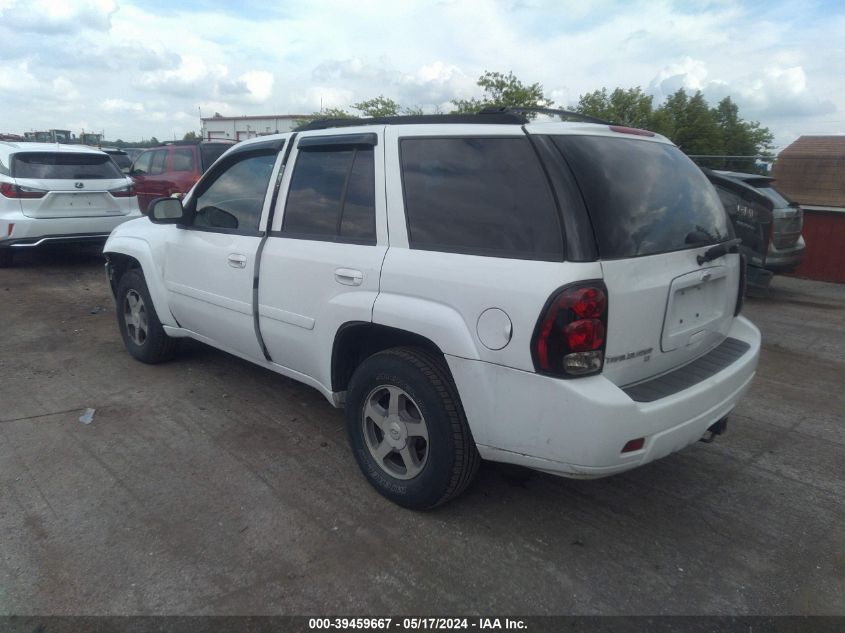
top-left (115, 269), bottom-right (178, 363)
top-left (346, 347), bottom-right (480, 509)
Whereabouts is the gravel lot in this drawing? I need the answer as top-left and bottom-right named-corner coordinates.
top-left (1, 247), bottom-right (843, 615)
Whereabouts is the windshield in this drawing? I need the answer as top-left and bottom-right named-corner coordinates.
top-left (12, 152), bottom-right (123, 179)
top-left (552, 135), bottom-right (730, 259)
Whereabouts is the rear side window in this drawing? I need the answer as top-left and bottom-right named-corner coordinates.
top-left (400, 137), bottom-right (562, 260)
top-left (171, 148), bottom-right (195, 172)
top-left (200, 144), bottom-right (231, 171)
top-left (552, 136), bottom-right (730, 259)
top-left (281, 147), bottom-right (376, 243)
top-left (12, 153), bottom-right (123, 179)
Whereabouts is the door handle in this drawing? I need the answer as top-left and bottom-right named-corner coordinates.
top-left (228, 253), bottom-right (247, 269)
top-left (335, 268), bottom-right (363, 286)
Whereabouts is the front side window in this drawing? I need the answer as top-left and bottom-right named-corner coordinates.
top-left (149, 149), bottom-right (168, 176)
top-left (192, 153), bottom-right (277, 233)
top-left (132, 151), bottom-right (153, 175)
top-left (12, 152), bottom-right (123, 179)
top-left (400, 137), bottom-right (563, 260)
top-left (281, 146), bottom-right (376, 243)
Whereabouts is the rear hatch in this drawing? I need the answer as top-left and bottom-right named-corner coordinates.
top-left (11, 151), bottom-right (132, 218)
top-left (551, 133), bottom-right (740, 387)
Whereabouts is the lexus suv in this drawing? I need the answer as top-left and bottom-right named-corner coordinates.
top-left (103, 111), bottom-right (761, 509)
top-left (1, 142), bottom-right (141, 267)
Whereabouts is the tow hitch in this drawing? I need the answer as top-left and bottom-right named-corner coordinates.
top-left (700, 417), bottom-right (728, 443)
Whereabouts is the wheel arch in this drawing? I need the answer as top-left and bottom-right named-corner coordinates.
top-left (331, 322), bottom-right (446, 393)
top-left (104, 236), bottom-right (176, 327)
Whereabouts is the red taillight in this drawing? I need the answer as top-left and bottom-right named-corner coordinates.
top-left (564, 318), bottom-right (605, 351)
top-left (532, 282), bottom-right (609, 377)
top-left (0, 182), bottom-right (46, 199)
top-left (608, 125), bottom-right (655, 137)
top-left (109, 183), bottom-right (136, 198)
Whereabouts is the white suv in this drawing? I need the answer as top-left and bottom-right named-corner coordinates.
top-left (103, 111), bottom-right (761, 509)
top-left (0, 142), bottom-right (140, 267)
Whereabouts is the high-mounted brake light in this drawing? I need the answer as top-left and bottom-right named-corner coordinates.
top-left (109, 183), bottom-right (136, 198)
top-left (0, 183), bottom-right (47, 199)
top-left (608, 125), bottom-right (655, 137)
top-left (532, 282), bottom-right (609, 378)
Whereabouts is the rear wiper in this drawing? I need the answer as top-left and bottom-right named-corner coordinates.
top-left (697, 238), bottom-right (742, 265)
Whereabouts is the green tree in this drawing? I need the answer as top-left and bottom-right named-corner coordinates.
top-left (576, 87), bottom-right (654, 128)
top-left (451, 70), bottom-right (552, 115)
top-left (351, 95), bottom-right (400, 117)
top-left (183, 131), bottom-right (200, 141)
top-left (713, 96), bottom-right (774, 171)
top-left (652, 89), bottom-right (723, 157)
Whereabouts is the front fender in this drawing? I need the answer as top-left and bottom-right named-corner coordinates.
top-left (104, 233), bottom-right (176, 328)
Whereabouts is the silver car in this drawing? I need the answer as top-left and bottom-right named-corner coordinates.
top-left (0, 142), bottom-right (141, 267)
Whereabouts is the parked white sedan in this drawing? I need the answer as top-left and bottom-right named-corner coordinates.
top-left (0, 141), bottom-right (141, 266)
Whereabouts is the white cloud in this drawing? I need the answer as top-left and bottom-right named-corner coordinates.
top-left (0, 0), bottom-right (841, 145)
top-left (102, 99), bottom-right (144, 113)
top-left (0, 0), bottom-right (116, 33)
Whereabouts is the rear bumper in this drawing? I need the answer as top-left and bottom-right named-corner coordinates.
top-left (448, 316), bottom-right (760, 478)
top-left (0, 214), bottom-right (140, 250)
top-left (753, 237), bottom-right (805, 273)
top-left (1, 232), bottom-right (112, 249)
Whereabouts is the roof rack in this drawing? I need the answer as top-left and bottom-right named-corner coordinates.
top-left (479, 106), bottom-right (614, 125)
top-left (297, 112), bottom-right (528, 131)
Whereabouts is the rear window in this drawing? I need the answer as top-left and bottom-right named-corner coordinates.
top-left (400, 137), bottom-right (563, 260)
top-left (755, 184), bottom-right (793, 208)
top-left (552, 136), bottom-right (730, 259)
top-left (12, 152), bottom-right (123, 179)
top-left (200, 144), bottom-right (231, 171)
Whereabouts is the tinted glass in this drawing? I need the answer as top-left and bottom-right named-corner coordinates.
top-left (553, 136), bottom-right (730, 259)
top-left (149, 150), bottom-right (167, 175)
top-left (282, 148), bottom-right (377, 241)
top-left (110, 154), bottom-right (132, 170)
top-left (13, 153), bottom-right (123, 179)
top-left (193, 153), bottom-right (276, 233)
top-left (756, 184), bottom-right (792, 208)
top-left (400, 137), bottom-right (562, 259)
top-left (132, 151), bottom-right (153, 175)
top-left (340, 149), bottom-right (376, 239)
top-left (171, 148), bottom-right (195, 172)
top-left (200, 144), bottom-right (231, 171)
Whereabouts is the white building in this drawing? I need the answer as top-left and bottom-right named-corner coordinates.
top-left (200, 114), bottom-right (308, 141)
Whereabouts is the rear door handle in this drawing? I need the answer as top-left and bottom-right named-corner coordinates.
top-left (335, 268), bottom-right (363, 286)
top-left (228, 253), bottom-right (247, 269)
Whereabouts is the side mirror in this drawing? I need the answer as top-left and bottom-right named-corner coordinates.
top-left (148, 197), bottom-right (186, 224)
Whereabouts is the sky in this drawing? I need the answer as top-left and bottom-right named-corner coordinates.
top-left (0, 0), bottom-right (843, 151)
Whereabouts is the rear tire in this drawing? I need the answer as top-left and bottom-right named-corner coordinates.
top-left (115, 269), bottom-right (179, 363)
top-left (345, 347), bottom-right (480, 509)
